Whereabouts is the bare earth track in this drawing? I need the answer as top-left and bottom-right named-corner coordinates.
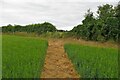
top-left (41, 39), bottom-right (80, 78)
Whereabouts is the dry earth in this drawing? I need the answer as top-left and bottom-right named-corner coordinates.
top-left (41, 39), bottom-right (80, 78)
top-left (40, 38), bottom-right (117, 78)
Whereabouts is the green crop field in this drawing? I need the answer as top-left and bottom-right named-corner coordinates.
top-left (2, 35), bottom-right (48, 78)
top-left (64, 44), bottom-right (118, 78)
top-left (0, 35), bottom-right (2, 79)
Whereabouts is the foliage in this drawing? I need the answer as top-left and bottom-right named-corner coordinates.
top-left (2, 22), bottom-right (57, 35)
top-left (2, 35), bottom-right (48, 78)
top-left (71, 3), bottom-right (120, 42)
top-left (64, 43), bottom-right (118, 78)
top-left (1, 2), bottom-right (120, 42)
top-left (0, 35), bottom-right (1, 79)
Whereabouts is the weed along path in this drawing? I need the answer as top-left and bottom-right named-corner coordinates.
top-left (41, 39), bottom-right (80, 78)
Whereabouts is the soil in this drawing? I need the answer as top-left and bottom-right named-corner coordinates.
top-left (40, 38), bottom-right (117, 78)
top-left (41, 39), bottom-right (80, 78)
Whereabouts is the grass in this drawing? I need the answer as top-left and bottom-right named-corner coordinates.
top-left (0, 35), bottom-right (2, 79)
top-left (64, 43), bottom-right (118, 78)
top-left (2, 35), bottom-right (48, 78)
top-left (5, 32), bottom-right (71, 39)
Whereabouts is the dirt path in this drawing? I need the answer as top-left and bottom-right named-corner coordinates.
top-left (41, 39), bottom-right (80, 78)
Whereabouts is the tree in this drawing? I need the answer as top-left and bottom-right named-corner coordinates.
top-left (82, 9), bottom-right (96, 40)
top-left (36, 22), bottom-right (56, 35)
top-left (71, 3), bottom-right (119, 42)
top-left (115, 2), bottom-right (120, 42)
top-left (97, 4), bottom-right (116, 41)
top-left (2, 22), bottom-right (57, 35)
top-left (14, 25), bottom-right (23, 32)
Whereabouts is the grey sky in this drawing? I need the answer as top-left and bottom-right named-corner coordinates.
top-left (0, 0), bottom-right (119, 30)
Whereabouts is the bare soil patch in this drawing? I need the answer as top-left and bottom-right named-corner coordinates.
top-left (41, 39), bottom-right (80, 78)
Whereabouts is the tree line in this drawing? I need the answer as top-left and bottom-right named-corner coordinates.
top-left (71, 2), bottom-right (120, 42)
top-left (2, 2), bottom-right (120, 42)
top-left (2, 22), bottom-right (57, 35)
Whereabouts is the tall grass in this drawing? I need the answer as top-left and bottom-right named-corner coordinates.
top-left (64, 44), bottom-right (118, 78)
top-left (2, 35), bottom-right (48, 78)
top-left (0, 35), bottom-right (2, 79)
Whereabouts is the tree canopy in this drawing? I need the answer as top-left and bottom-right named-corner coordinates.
top-left (2, 2), bottom-right (120, 42)
top-left (2, 22), bottom-right (57, 35)
top-left (71, 2), bottom-right (119, 42)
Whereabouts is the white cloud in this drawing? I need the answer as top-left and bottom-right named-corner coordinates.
top-left (0, 0), bottom-right (119, 30)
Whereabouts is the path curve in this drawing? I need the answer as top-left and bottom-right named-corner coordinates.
top-left (41, 39), bottom-right (80, 78)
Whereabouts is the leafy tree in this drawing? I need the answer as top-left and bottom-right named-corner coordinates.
top-left (115, 2), bottom-right (120, 42)
top-left (36, 22), bottom-right (56, 35)
top-left (14, 25), bottom-right (23, 32)
top-left (82, 9), bottom-right (96, 40)
top-left (97, 4), bottom-right (116, 41)
top-left (2, 22), bottom-right (57, 35)
top-left (71, 2), bottom-right (119, 42)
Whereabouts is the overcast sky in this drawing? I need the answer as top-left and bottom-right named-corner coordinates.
top-left (0, 0), bottom-right (119, 30)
